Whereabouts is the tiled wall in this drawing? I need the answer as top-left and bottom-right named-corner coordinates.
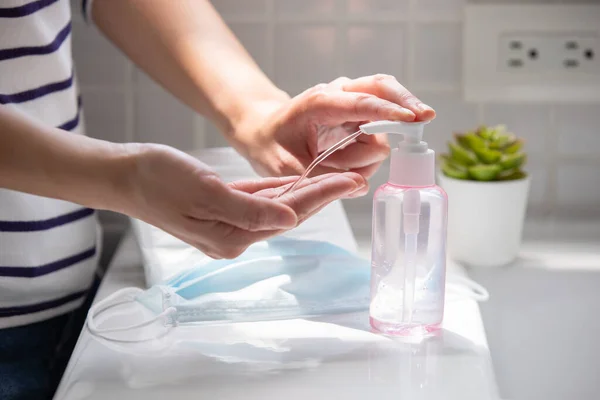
top-left (71, 0), bottom-right (600, 228)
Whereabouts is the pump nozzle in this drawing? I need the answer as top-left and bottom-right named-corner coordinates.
top-left (278, 120), bottom-right (432, 198)
top-left (360, 120), bottom-right (435, 187)
top-left (359, 120), bottom-right (430, 143)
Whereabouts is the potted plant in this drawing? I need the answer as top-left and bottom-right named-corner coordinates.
top-left (438, 125), bottom-right (530, 267)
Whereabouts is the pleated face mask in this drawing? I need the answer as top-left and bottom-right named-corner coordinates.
top-left (87, 237), bottom-right (372, 342)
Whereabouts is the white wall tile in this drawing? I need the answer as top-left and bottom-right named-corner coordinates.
top-left (135, 90), bottom-right (195, 150)
top-left (556, 105), bottom-right (600, 156)
top-left (228, 23), bottom-right (270, 75)
top-left (344, 24), bottom-right (405, 79)
top-left (72, 23), bottom-right (129, 86)
top-left (415, 92), bottom-right (480, 154)
top-left (193, 116), bottom-right (207, 149)
top-left (134, 24), bottom-right (269, 92)
top-left (413, 23), bottom-right (462, 87)
top-left (346, 0), bottom-right (409, 15)
top-left (80, 91), bottom-right (127, 142)
top-left (275, 0), bottom-right (337, 15)
top-left (415, 0), bottom-right (465, 20)
top-left (471, 0), bottom-right (581, 3)
top-left (483, 104), bottom-right (551, 156)
top-left (204, 120), bottom-right (230, 148)
top-left (210, 0), bottom-right (267, 17)
top-left (67, 0), bottom-right (600, 213)
top-left (524, 155), bottom-right (549, 206)
top-left (274, 25), bottom-right (337, 93)
top-left (557, 164), bottom-right (600, 207)
top-left (134, 68), bottom-right (162, 91)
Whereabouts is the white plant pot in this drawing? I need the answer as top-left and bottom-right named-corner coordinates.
top-left (438, 174), bottom-right (530, 268)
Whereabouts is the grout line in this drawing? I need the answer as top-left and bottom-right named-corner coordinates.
top-left (336, 0), bottom-right (346, 77)
top-left (556, 155), bottom-right (600, 164)
top-left (477, 102), bottom-right (485, 124)
top-left (124, 60), bottom-right (135, 142)
top-left (546, 105), bottom-right (559, 215)
top-left (202, 116), bottom-right (212, 148)
top-left (266, 0), bottom-right (276, 82)
top-left (219, 15), bottom-right (463, 24)
top-left (193, 116), bottom-right (206, 149)
top-left (404, 84), bottom-right (463, 93)
top-left (405, 0), bottom-right (417, 87)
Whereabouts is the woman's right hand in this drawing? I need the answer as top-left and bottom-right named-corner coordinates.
top-left (117, 144), bottom-right (366, 259)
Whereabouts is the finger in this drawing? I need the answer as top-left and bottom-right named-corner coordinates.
top-left (207, 184), bottom-right (298, 231)
top-left (208, 173), bottom-right (367, 252)
top-left (145, 214), bottom-right (227, 259)
top-left (252, 172), bottom-right (347, 199)
top-left (208, 201), bottom-right (335, 255)
top-left (319, 135), bottom-right (390, 170)
top-left (279, 172), bottom-right (366, 222)
top-left (302, 90), bottom-right (416, 124)
top-left (327, 76), bottom-right (353, 90)
top-left (228, 176), bottom-right (299, 194)
top-left (350, 161), bottom-right (382, 180)
top-left (344, 182), bottom-right (370, 198)
top-left (341, 74), bottom-right (436, 121)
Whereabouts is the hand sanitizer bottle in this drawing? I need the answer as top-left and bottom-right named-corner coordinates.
top-left (360, 120), bottom-right (447, 336)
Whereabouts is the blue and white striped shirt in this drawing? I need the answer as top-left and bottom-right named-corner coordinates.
top-left (0, 0), bottom-right (99, 328)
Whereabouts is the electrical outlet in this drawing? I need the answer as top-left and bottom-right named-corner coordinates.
top-left (464, 5), bottom-right (600, 102)
top-left (499, 32), bottom-right (599, 74)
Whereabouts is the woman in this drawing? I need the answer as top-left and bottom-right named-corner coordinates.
top-left (0, 0), bottom-right (435, 398)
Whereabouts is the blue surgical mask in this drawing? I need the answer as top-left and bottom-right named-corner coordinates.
top-left (87, 237), bottom-right (372, 342)
top-left (87, 237), bottom-right (488, 343)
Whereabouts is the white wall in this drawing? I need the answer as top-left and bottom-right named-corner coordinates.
top-left (71, 0), bottom-right (600, 227)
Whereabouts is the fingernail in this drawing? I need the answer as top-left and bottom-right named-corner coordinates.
top-left (391, 106), bottom-right (416, 120)
top-left (346, 184), bottom-right (368, 199)
top-left (418, 103), bottom-right (436, 118)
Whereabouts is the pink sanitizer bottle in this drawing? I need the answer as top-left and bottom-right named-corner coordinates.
top-left (359, 120), bottom-right (448, 336)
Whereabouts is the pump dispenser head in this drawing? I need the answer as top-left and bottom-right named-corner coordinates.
top-left (277, 120), bottom-right (434, 198)
top-left (359, 120), bottom-right (427, 144)
top-left (359, 120), bottom-right (435, 187)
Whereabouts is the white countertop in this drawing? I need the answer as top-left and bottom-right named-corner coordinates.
top-left (55, 146), bottom-right (596, 400)
top-left (466, 218), bottom-right (600, 400)
top-left (53, 215), bottom-right (600, 400)
top-left (54, 226), bottom-right (500, 400)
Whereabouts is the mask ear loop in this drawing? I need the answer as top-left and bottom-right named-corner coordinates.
top-left (446, 275), bottom-right (490, 302)
top-left (86, 287), bottom-right (177, 343)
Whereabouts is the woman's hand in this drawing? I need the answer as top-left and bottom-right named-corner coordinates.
top-left (234, 74), bottom-right (436, 180)
top-left (118, 144), bottom-right (366, 259)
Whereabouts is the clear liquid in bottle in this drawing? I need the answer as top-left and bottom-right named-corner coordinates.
top-left (369, 183), bottom-right (447, 336)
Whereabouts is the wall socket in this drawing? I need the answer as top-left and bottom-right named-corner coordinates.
top-left (464, 5), bottom-right (600, 102)
top-left (500, 33), bottom-right (598, 74)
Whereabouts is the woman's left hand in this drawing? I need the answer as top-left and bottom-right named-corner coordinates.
top-left (234, 74), bottom-right (435, 182)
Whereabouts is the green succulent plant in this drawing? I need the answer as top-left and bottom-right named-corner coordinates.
top-left (440, 125), bottom-right (527, 182)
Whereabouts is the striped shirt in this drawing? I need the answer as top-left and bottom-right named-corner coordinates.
top-left (0, 0), bottom-right (100, 329)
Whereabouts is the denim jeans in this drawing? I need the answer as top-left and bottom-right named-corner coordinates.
top-left (0, 277), bottom-right (100, 400)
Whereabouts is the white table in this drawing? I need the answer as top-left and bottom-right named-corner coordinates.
top-left (54, 231), bottom-right (500, 400)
